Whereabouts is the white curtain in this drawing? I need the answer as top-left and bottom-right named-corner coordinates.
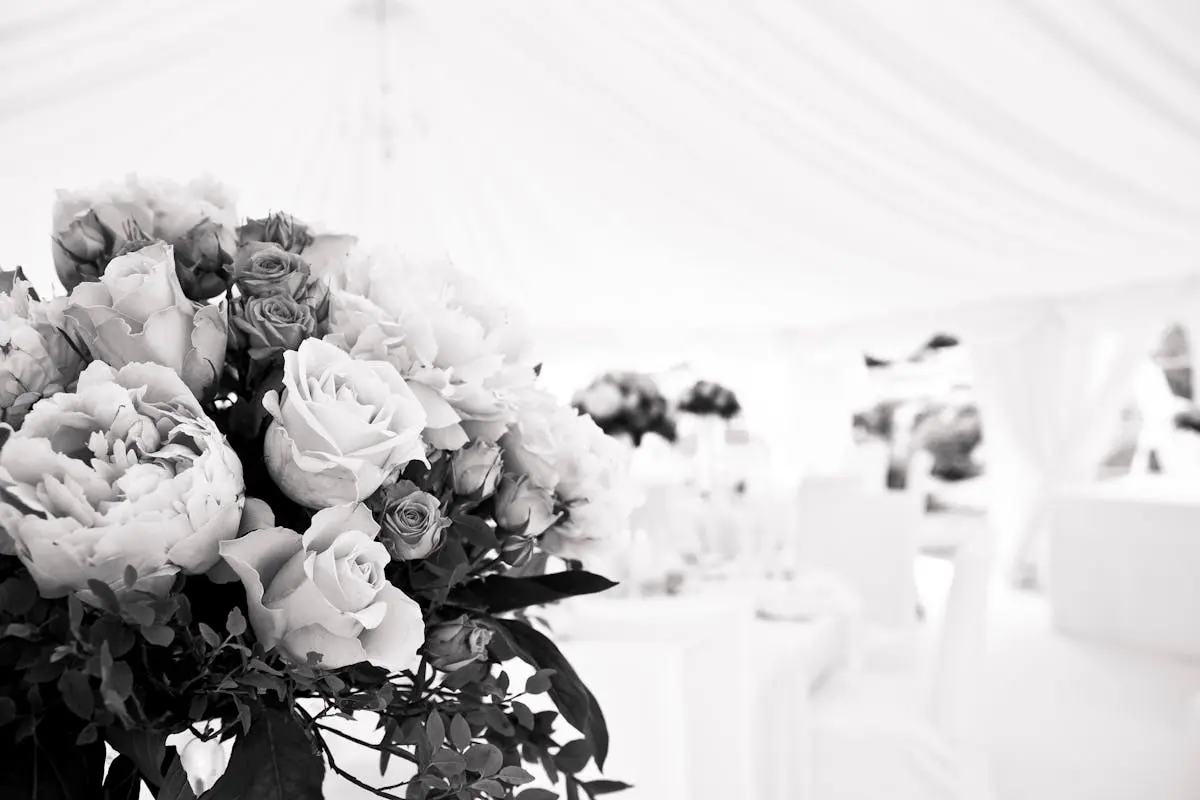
top-left (965, 288), bottom-right (1181, 584)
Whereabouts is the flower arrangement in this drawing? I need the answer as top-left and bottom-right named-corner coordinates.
top-left (571, 372), bottom-right (675, 447)
top-left (676, 380), bottom-right (741, 420)
top-left (0, 177), bottom-right (632, 800)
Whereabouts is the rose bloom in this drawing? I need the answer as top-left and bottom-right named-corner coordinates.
top-left (237, 211), bottom-right (358, 282)
top-left (136, 176), bottom-right (238, 300)
top-left (219, 503), bottom-right (424, 672)
top-left (233, 242), bottom-right (312, 300)
top-left (494, 475), bottom-right (558, 536)
top-left (64, 243), bottom-right (226, 401)
top-left (262, 338), bottom-right (428, 509)
top-left (368, 480), bottom-right (451, 560)
top-left (450, 439), bottom-right (502, 498)
top-left (423, 616), bottom-right (493, 672)
top-left (0, 361), bottom-right (244, 598)
top-left (51, 183), bottom-right (155, 290)
top-left (0, 280), bottom-right (85, 428)
top-left (325, 250), bottom-right (536, 450)
top-left (231, 294), bottom-right (316, 363)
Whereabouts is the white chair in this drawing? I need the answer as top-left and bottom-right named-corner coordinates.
top-left (808, 527), bottom-right (996, 800)
top-left (795, 477), bottom-right (924, 666)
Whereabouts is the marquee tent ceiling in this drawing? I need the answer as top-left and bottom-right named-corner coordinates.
top-left (1, 0), bottom-right (1199, 337)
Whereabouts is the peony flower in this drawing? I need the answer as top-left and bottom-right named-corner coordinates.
top-left (219, 503), bottom-right (424, 672)
top-left (51, 186), bottom-right (155, 290)
top-left (498, 386), bottom-right (564, 492)
top-left (0, 361), bottom-right (244, 598)
top-left (230, 294), bottom-right (316, 363)
top-left (423, 616), bottom-right (493, 672)
top-left (450, 439), bottom-right (502, 498)
top-left (325, 250), bottom-right (536, 450)
top-left (262, 338), bottom-right (428, 509)
top-left (0, 281), bottom-right (85, 428)
top-left (63, 243), bottom-right (226, 401)
top-left (367, 480), bottom-right (450, 561)
top-left (494, 475), bottom-right (558, 536)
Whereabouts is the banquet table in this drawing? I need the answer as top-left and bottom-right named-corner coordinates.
top-left (539, 586), bottom-right (853, 800)
top-left (1049, 477), bottom-right (1200, 659)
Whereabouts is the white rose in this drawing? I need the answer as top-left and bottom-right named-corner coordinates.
top-left (0, 361), bottom-right (244, 598)
top-left (499, 387), bottom-right (564, 492)
top-left (219, 503), bottom-right (424, 672)
top-left (262, 338), bottom-right (428, 508)
top-left (64, 243), bottom-right (227, 400)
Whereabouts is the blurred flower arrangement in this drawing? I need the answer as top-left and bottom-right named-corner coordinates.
top-left (676, 380), bottom-right (741, 420)
top-left (0, 177), bottom-right (633, 800)
top-left (571, 372), bottom-right (676, 447)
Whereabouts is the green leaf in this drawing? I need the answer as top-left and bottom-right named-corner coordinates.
top-left (465, 743), bottom-right (503, 776)
top-left (106, 727), bottom-right (168, 789)
top-left (450, 713), bottom-right (472, 752)
top-left (496, 766), bottom-right (535, 786)
top-left (157, 752), bottom-right (198, 800)
top-left (525, 670), bottom-right (556, 695)
top-left (512, 701), bottom-right (535, 730)
top-left (201, 707), bottom-right (324, 799)
top-left (426, 710), bottom-right (446, 748)
top-left (0, 698), bottom-right (15, 726)
top-left (495, 620), bottom-right (611, 769)
top-left (197, 622), bottom-right (222, 649)
top-left (68, 594), bottom-right (85, 639)
top-left (87, 579), bottom-right (122, 615)
top-left (123, 565), bottom-right (139, 590)
top-left (226, 608), bottom-right (248, 637)
top-left (452, 515), bottom-right (499, 549)
top-left (580, 780), bottom-right (633, 796)
top-left (555, 740), bottom-right (592, 774)
top-left (142, 625), bottom-right (176, 647)
top-left (431, 747), bottom-right (467, 777)
top-left (105, 754), bottom-right (146, 800)
top-left (0, 576), bottom-right (37, 615)
top-left (449, 572), bottom-right (617, 615)
top-left (58, 670), bottom-right (95, 720)
top-left (0, 708), bottom-right (107, 800)
top-left (475, 779), bottom-right (506, 798)
top-left (516, 790), bottom-right (558, 800)
top-left (123, 600), bottom-right (156, 628)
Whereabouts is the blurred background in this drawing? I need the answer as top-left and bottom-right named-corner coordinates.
top-left (4, 2), bottom-right (1200, 799)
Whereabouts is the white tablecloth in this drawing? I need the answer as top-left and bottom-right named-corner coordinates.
top-left (1050, 477), bottom-right (1200, 658)
top-left (546, 589), bottom-right (851, 800)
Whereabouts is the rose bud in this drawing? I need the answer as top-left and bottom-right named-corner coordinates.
top-left (423, 616), bottom-right (493, 672)
top-left (52, 203), bottom-right (154, 290)
top-left (450, 440), bottom-right (502, 498)
top-left (494, 475), bottom-right (558, 536)
top-left (231, 294), bottom-right (316, 363)
top-left (238, 212), bottom-right (314, 254)
top-left (173, 218), bottom-right (237, 300)
top-left (367, 480), bottom-right (451, 561)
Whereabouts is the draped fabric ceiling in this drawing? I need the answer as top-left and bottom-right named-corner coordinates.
top-left (2, 0), bottom-right (1198, 334)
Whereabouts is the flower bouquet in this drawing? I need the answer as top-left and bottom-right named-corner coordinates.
top-left (571, 372), bottom-right (675, 447)
top-left (0, 177), bottom-right (632, 800)
top-left (676, 380), bottom-right (740, 420)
